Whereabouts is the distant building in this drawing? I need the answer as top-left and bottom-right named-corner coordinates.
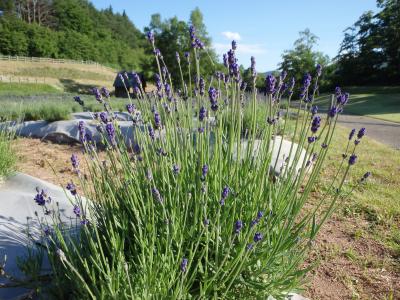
top-left (113, 71), bottom-right (146, 98)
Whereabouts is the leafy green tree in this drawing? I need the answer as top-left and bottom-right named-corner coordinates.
top-left (28, 24), bottom-right (58, 57)
top-left (279, 29), bottom-right (329, 94)
top-left (336, 0), bottom-right (400, 85)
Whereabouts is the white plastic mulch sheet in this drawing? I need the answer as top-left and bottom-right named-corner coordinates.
top-left (0, 172), bottom-right (86, 300)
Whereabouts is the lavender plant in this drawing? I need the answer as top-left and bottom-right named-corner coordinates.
top-left (21, 30), bottom-right (369, 299)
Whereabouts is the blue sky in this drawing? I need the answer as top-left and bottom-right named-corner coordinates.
top-left (92, 0), bottom-right (379, 72)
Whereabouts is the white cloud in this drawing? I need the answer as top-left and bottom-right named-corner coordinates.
top-left (221, 31), bottom-right (241, 41)
top-left (214, 43), bottom-right (266, 55)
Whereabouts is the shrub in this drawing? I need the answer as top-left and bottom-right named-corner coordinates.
top-left (18, 34), bottom-right (368, 299)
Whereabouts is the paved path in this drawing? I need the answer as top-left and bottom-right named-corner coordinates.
top-left (337, 114), bottom-right (400, 150)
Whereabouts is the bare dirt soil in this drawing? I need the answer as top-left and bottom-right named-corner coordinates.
top-left (12, 137), bottom-right (400, 300)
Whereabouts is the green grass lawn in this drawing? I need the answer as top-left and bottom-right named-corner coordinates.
top-left (314, 86), bottom-right (400, 123)
top-left (0, 82), bottom-right (61, 96)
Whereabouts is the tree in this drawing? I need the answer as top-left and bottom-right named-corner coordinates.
top-left (144, 8), bottom-right (220, 88)
top-left (279, 29), bottom-right (329, 94)
top-left (336, 0), bottom-right (400, 85)
top-left (189, 7), bottom-right (211, 46)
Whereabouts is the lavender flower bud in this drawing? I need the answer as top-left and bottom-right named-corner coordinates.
top-left (154, 111), bottom-right (161, 129)
top-left (223, 54), bottom-right (228, 68)
top-left (173, 164), bottom-right (180, 175)
top-left (311, 105), bottom-right (318, 115)
top-left (202, 164), bottom-right (208, 177)
top-left (199, 106), bottom-right (207, 121)
top-left (231, 40), bottom-right (237, 50)
top-left (73, 205), bottom-right (81, 217)
top-left (99, 112), bottom-right (108, 124)
top-left (180, 258), bottom-right (188, 272)
top-left (308, 136), bottom-right (316, 143)
top-left (106, 123), bottom-right (115, 141)
top-left (254, 232), bottom-right (263, 242)
top-left (357, 128), bottom-right (366, 139)
top-left (265, 74), bottom-right (276, 95)
top-left (92, 87), bottom-right (102, 103)
top-left (66, 182), bottom-right (77, 196)
top-left (234, 220), bottom-right (243, 234)
top-left (71, 154), bottom-right (79, 169)
top-left (328, 106), bottom-right (338, 118)
top-left (148, 125), bottom-right (155, 140)
top-left (100, 87), bottom-right (110, 98)
top-left (348, 154), bottom-right (357, 165)
top-left (126, 104), bottom-right (135, 114)
top-left (146, 31), bottom-right (154, 43)
top-left (152, 187), bottom-right (163, 203)
top-left (349, 129), bottom-right (356, 140)
top-left (316, 64), bottom-right (322, 76)
top-left (311, 116), bottom-right (321, 133)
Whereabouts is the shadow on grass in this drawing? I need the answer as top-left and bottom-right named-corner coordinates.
top-left (59, 79), bottom-right (94, 94)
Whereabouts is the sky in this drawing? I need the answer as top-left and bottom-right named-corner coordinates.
top-left (92, 0), bottom-right (379, 72)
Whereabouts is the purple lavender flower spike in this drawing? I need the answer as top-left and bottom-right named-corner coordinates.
top-left (126, 104), bottom-right (134, 114)
top-left (311, 116), bottom-right (321, 133)
top-left (152, 187), bottom-right (163, 203)
top-left (92, 87), bottom-right (102, 103)
top-left (199, 77), bottom-right (205, 96)
top-left (100, 87), bottom-right (110, 98)
top-left (180, 258), bottom-right (188, 273)
top-left (265, 74), bottom-right (276, 95)
top-left (231, 40), bottom-right (237, 50)
top-left (316, 64), bottom-right (322, 77)
top-left (250, 56), bottom-right (257, 78)
top-left (73, 205), bottom-right (81, 217)
top-left (235, 220), bottom-right (243, 234)
top-left (154, 111), bottom-right (161, 129)
top-left (202, 164), bottom-right (208, 178)
top-left (254, 232), bottom-right (263, 242)
top-left (99, 112), bottom-right (108, 124)
top-left (349, 154), bottom-right (357, 165)
top-left (173, 164), bottom-right (180, 175)
top-left (204, 218), bottom-right (210, 226)
top-left (147, 125), bottom-right (155, 140)
top-left (106, 123), bottom-right (115, 141)
top-left (357, 128), bottom-right (366, 139)
top-left (198, 127), bottom-right (204, 133)
top-left (66, 182), bottom-right (77, 196)
top-left (361, 172), bottom-right (371, 181)
top-left (308, 136), bottom-right (316, 143)
top-left (71, 154), bottom-right (79, 169)
top-left (146, 31), bottom-right (154, 44)
top-left (311, 105), bottom-right (318, 115)
top-left (223, 54), bottom-right (228, 68)
top-left (199, 106), bottom-right (206, 121)
top-left (78, 121), bottom-right (86, 143)
top-left (34, 190), bottom-right (45, 206)
top-left (328, 106), bottom-right (338, 118)
top-left (349, 129), bottom-right (356, 140)
top-left (221, 186), bottom-right (230, 200)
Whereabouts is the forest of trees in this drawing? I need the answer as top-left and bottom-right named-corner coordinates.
top-left (335, 0), bottom-right (400, 85)
top-left (0, 0), bottom-right (152, 71)
top-left (0, 0), bottom-right (398, 88)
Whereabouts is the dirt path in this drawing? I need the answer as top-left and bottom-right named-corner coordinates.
top-left (337, 114), bottom-right (400, 150)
